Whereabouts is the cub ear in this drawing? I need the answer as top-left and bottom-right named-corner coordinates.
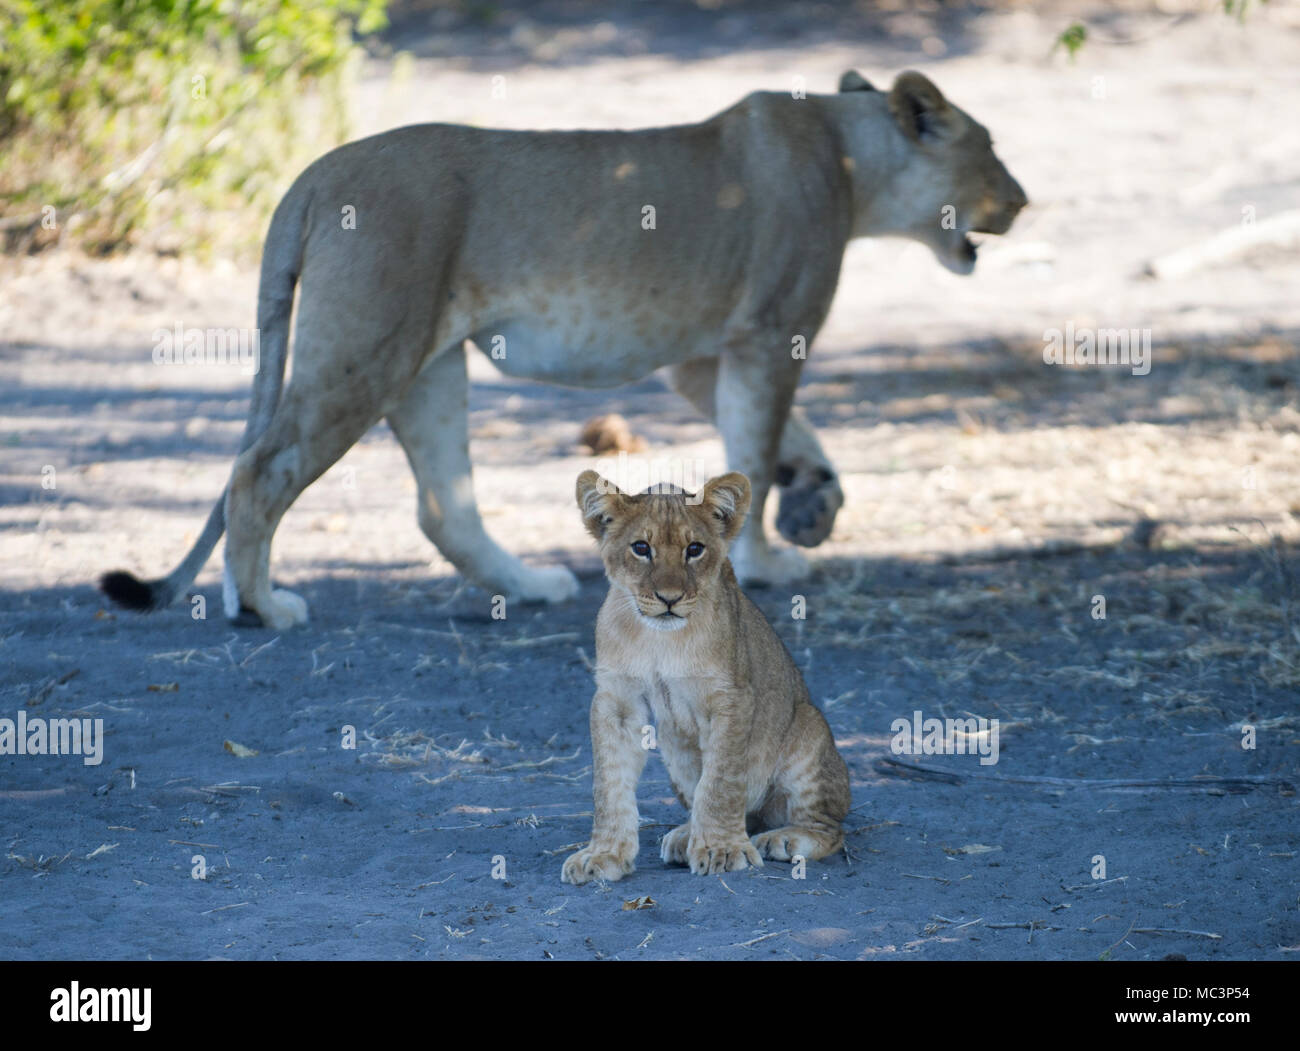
top-left (888, 70), bottom-right (953, 142)
top-left (700, 472), bottom-right (751, 542)
top-left (576, 470), bottom-right (628, 540)
top-left (838, 70), bottom-right (875, 93)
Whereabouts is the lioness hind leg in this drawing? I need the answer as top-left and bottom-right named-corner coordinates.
top-left (224, 383), bottom-right (383, 630)
top-left (388, 346), bottom-right (579, 604)
top-left (752, 705), bottom-right (851, 863)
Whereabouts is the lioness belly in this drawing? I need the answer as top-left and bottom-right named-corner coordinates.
top-left (471, 296), bottom-right (718, 388)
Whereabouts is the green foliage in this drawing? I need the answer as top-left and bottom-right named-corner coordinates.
top-left (1223, 0), bottom-right (1265, 20)
top-left (1052, 22), bottom-right (1087, 61)
top-left (1054, 1), bottom-right (1268, 61)
top-left (0, 0), bottom-right (387, 255)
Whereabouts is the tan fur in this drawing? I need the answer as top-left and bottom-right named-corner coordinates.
top-left (104, 71), bottom-right (1025, 630)
top-left (561, 471), bottom-right (852, 884)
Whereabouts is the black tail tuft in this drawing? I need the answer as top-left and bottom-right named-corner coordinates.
top-left (100, 571), bottom-right (159, 611)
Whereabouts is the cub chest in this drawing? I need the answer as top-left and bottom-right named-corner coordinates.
top-left (641, 670), bottom-right (723, 743)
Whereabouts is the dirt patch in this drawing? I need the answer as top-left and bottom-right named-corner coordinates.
top-left (2, 2), bottom-right (1298, 959)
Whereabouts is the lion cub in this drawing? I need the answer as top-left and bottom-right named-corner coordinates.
top-left (562, 470), bottom-right (851, 884)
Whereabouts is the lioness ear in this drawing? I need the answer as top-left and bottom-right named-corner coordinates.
top-left (889, 70), bottom-right (952, 142)
top-left (576, 470), bottom-right (627, 540)
top-left (700, 472), bottom-right (751, 542)
top-left (838, 70), bottom-right (875, 93)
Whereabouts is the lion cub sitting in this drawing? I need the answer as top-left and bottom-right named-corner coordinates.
top-left (562, 470), bottom-right (851, 884)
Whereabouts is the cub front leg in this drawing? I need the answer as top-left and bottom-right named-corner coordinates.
top-left (686, 695), bottom-right (763, 875)
top-left (562, 689), bottom-right (648, 885)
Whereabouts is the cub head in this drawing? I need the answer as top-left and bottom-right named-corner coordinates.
top-left (838, 69), bottom-right (1028, 275)
top-left (576, 470), bottom-right (751, 631)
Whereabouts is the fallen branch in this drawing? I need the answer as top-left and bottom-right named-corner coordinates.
top-left (1144, 209), bottom-right (1300, 281)
top-left (733, 929), bottom-right (791, 949)
top-left (1131, 927), bottom-right (1221, 940)
top-left (874, 757), bottom-right (1294, 795)
top-left (25, 668), bottom-right (81, 707)
top-left (1061, 876), bottom-right (1130, 893)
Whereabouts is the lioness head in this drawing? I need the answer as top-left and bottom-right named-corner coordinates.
top-left (576, 470), bottom-right (751, 631)
top-left (838, 69), bottom-right (1028, 275)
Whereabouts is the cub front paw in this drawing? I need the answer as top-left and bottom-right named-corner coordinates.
top-left (775, 462), bottom-right (843, 548)
top-left (561, 844), bottom-right (636, 885)
top-left (686, 833), bottom-right (763, 875)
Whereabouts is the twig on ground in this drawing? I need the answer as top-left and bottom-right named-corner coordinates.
top-left (733, 929), bottom-right (791, 949)
top-left (875, 757), bottom-right (1294, 794)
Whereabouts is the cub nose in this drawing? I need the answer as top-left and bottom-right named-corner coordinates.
top-left (654, 590), bottom-right (683, 609)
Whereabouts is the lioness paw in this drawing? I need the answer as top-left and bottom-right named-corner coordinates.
top-left (775, 462), bottom-right (843, 548)
top-left (239, 589), bottom-right (309, 631)
top-left (686, 835), bottom-right (763, 876)
top-left (731, 544), bottom-right (809, 587)
top-left (513, 565), bottom-right (580, 604)
top-left (561, 844), bottom-right (636, 885)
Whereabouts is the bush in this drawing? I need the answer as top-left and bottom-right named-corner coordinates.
top-left (0, 0), bottom-right (387, 256)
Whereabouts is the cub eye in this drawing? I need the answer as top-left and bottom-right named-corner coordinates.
top-left (686, 541), bottom-right (705, 559)
top-left (631, 540), bottom-right (651, 558)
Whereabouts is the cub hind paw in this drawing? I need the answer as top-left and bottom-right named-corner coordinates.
top-left (751, 827), bottom-right (842, 863)
top-left (659, 823), bottom-right (692, 866)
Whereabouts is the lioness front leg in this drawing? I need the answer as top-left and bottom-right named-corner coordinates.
top-left (686, 696), bottom-right (763, 875)
top-left (665, 358), bottom-right (844, 549)
top-left (562, 689), bottom-right (648, 885)
top-left (711, 351), bottom-right (809, 586)
top-left (388, 346), bottom-right (579, 604)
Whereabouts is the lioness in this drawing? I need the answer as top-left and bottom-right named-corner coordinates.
top-left (562, 470), bottom-right (851, 883)
top-left (101, 70), bottom-right (1026, 629)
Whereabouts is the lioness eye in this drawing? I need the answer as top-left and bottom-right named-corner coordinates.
top-left (686, 542), bottom-right (705, 559)
top-left (631, 540), bottom-right (651, 558)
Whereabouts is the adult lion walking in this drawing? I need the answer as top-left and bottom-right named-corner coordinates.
top-left (102, 70), bottom-right (1026, 628)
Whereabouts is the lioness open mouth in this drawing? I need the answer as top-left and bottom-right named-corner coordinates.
top-left (962, 230), bottom-right (994, 263)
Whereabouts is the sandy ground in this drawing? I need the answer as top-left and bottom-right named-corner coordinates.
top-left (2, 2), bottom-right (1299, 959)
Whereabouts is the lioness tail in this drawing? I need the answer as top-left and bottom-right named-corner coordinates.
top-left (99, 187), bottom-right (311, 612)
